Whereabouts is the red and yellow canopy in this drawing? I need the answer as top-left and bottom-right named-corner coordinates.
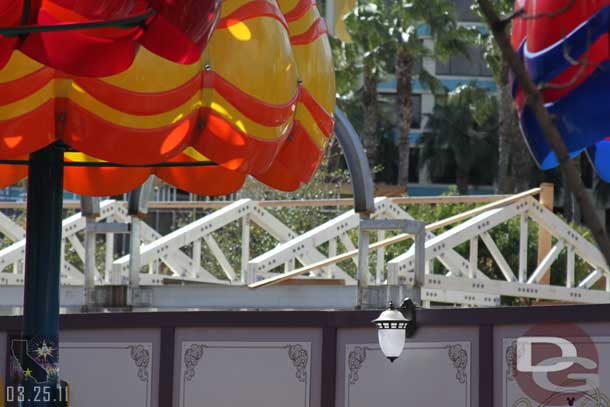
top-left (0, 0), bottom-right (335, 196)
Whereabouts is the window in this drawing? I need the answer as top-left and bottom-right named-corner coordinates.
top-left (436, 45), bottom-right (492, 77)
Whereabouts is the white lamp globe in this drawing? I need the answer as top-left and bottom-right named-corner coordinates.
top-left (372, 307), bottom-right (408, 362)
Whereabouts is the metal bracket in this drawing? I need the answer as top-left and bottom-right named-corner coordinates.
top-left (80, 196), bottom-right (101, 218)
top-left (358, 218), bottom-right (426, 307)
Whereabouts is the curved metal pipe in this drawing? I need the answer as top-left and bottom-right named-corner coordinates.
top-left (334, 107), bottom-right (375, 214)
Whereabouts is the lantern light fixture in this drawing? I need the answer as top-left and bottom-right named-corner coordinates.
top-left (372, 298), bottom-right (418, 362)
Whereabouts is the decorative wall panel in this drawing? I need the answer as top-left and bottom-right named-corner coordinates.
top-left (344, 342), bottom-right (470, 407)
top-left (179, 341), bottom-right (311, 407)
top-left (173, 327), bottom-right (322, 407)
top-left (60, 342), bottom-right (153, 407)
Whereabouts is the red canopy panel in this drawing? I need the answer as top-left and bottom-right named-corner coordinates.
top-left (0, 0), bottom-right (336, 196)
top-left (0, 0), bottom-right (220, 76)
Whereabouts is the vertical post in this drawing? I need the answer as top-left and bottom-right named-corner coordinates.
top-left (127, 179), bottom-right (152, 305)
top-left (285, 258), bottom-right (295, 273)
top-left (519, 213), bottom-right (528, 283)
top-left (356, 217), bottom-right (370, 309)
top-left (84, 220), bottom-right (97, 309)
top-left (469, 237), bottom-right (478, 279)
top-left (104, 233), bottom-right (114, 283)
top-left (326, 237), bottom-right (337, 279)
top-left (566, 246), bottom-right (575, 288)
top-left (22, 144), bottom-right (66, 404)
top-left (241, 215), bottom-right (250, 284)
top-left (376, 230), bottom-right (385, 284)
top-left (413, 224), bottom-right (425, 306)
top-left (537, 183), bottom-right (554, 284)
top-left (82, 196), bottom-right (100, 310)
top-left (192, 239), bottom-right (202, 277)
top-left (129, 217), bottom-right (141, 301)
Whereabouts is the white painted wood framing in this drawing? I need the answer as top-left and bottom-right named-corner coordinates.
top-left (0, 200), bottom-right (127, 286)
top-left (0, 192), bottom-right (608, 307)
top-left (388, 196), bottom-right (610, 304)
top-left (247, 198), bottom-right (500, 305)
top-left (112, 199), bottom-right (357, 286)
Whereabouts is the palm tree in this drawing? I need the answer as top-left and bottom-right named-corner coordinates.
top-left (339, 2), bottom-right (393, 165)
top-left (383, 0), bottom-right (472, 187)
top-left (339, 0), bottom-right (471, 185)
top-left (419, 85), bottom-right (498, 195)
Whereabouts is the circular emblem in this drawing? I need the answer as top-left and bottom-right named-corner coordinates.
top-left (513, 323), bottom-right (599, 406)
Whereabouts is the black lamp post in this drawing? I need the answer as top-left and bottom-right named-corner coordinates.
top-left (372, 298), bottom-right (418, 362)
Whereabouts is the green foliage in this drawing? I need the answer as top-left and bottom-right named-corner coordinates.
top-left (419, 84), bottom-right (499, 189)
top-left (472, 0), bottom-right (515, 81)
top-left (338, 0), bottom-right (475, 96)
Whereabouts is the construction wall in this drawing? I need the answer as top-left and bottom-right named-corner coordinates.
top-left (1, 305), bottom-right (610, 406)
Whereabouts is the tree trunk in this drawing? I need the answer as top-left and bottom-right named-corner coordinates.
top-left (456, 172), bottom-right (470, 195)
top-left (362, 66), bottom-right (379, 167)
top-left (562, 157), bottom-right (582, 223)
top-left (396, 46), bottom-right (414, 188)
top-left (497, 58), bottom-right (533, 194)
top-left (510, 128), bottom-right (534, 192)
top-left (496, 60), bottom-right (513, 193)
top-left (477, 0), bottom-right (610, 266)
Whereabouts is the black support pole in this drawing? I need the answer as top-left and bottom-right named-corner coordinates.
top-left (17, 144), bottom-right (67, 406)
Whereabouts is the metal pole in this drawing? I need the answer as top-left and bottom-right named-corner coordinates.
top-left (21, 144), bottom-right (68, 405)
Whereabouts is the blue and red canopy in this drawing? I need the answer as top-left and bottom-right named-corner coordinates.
top-left (511, 0), bottom-right (610, 181)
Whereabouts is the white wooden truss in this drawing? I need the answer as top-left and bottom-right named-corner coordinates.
top-left (387, 197), bottom-right (610, 304)
top-left (0, 193), bottom-right (608, 307)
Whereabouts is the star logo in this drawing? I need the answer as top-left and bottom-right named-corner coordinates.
top-left (24, 368), bottom-right (33, 378)
top-left (34, 340), bottom-right (55, 362)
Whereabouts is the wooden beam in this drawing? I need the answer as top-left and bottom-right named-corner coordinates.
top-left (241, 215), bottom-right (250, 284)
top-left (528, 240), bottom-right (565, 284)
top-left (481, 232), bottom-right (517, 282)
top-left (67, 235), bottom-right (85, 261)
top-left (566, 246), bottom-right (575, 288)
top-left (579, 269), bottom-right (603, 289)
top-left (537, 183), bottom-right (555, 284)
top-left (376, 230), bottom-right (385, 284)
top-left (204, 235), bottom-right (237, 282)
top-left (519, 213), bottom-right (528, 283)
top-left (469, 237), bottom-right (478, 279)
top-left (339, 233), bottom-right (358, 267)
top-left (0, 193), bottom-right (522, 211)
